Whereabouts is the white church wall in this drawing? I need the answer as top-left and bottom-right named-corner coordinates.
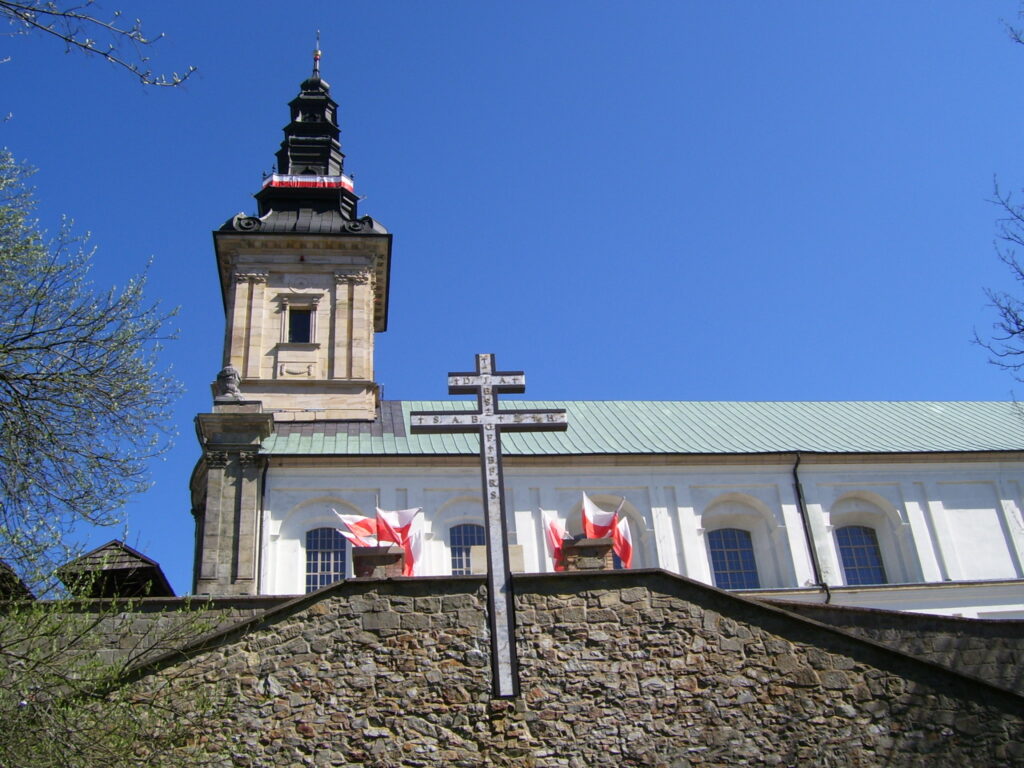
top-left (933, 480), bottom-right (1023, 581)
top-left (258, 457), bottom-right (1024, 617)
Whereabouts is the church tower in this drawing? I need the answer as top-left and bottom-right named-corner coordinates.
top-left (192, 50), bottom-right (391, 595)
top-left (212, 48), bottom-right (391, 421)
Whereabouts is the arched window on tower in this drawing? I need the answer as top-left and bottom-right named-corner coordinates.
top-left (305, 527), bottom-right (346, 593)
top-left (707, 528), bottom-right (760, 589)
top-left (450, 523), bottom-right (486, 575)
top-left (835, 525), bottom-right (887, 585)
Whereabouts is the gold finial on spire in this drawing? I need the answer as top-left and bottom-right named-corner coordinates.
top-left (313, 30), bottom-right (322, 77)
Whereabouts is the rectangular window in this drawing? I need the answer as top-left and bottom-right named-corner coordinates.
top-left (835, 526), bottom-right (887, 585)
top-left (289, 308), bottom-right (312, 343)
top-left (305, 528), bottom-right (346, 593)
top-left (707, 528), bottom-right (760, 590)
top-left (450, 523), bottom-right (486, 575)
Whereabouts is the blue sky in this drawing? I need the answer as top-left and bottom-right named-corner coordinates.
top-left (3, 2), bottom-right (1024, 593)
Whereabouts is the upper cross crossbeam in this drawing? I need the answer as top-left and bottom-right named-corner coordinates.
top-left (415, 356), bottom-right (566, 432)
top-left (409, 354), bottom-right (567, 699)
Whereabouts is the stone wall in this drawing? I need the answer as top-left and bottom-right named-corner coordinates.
top-left (765, 599), bottom-right (1024, 696)
top-left (130, 571), bottom-right (1024, 767)
top-left (56, 594), bottom-right (287, 668)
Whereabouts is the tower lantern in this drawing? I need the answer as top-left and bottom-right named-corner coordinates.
top-left (210, 50), bottom-right (392, 423)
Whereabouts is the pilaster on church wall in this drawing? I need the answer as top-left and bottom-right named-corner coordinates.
top-left (803, 476), bottom-right (842, 586)
top-left (226, 276), bottom-right (251, 371)
top-left (514, 487), bottom-right (545, 573)
top-left (998, 477), bottom-right (1024, 575)
top-left (331, 273), bottom-right (352, 380)
top-left (329, 267), bottom-right (375, 382)
top-left (198, 451), bottom-right (229, 586)
top-left (347, 271), bottom-right (374, 381)
top-left (900, 481), bottom-right (946, 582)
top-left (775, 472), bottom-right (817, 588)
top-left (671, 482), bottom-right (707, 584)
top-left (235, 452), bottom-right (263, 586)
top-left (241, 273), bottom-right (268, 379)
top-left (648, 485), bottom-right (681, 574)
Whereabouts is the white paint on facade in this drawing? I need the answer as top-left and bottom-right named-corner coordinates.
top-left (257, 457), bottom-right (1024, 618)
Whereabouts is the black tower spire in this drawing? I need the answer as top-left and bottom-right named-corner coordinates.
top-left (253, 44), bottom-right (360, 221)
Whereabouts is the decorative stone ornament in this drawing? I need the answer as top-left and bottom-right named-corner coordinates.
top-left (214, 365), bottom-right (243, 400)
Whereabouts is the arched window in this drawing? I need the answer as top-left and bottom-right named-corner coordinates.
top-left (305, 528), bottom-right (346, 593)
top-left (450, 523), bottom-right (486, 575)
top-left (835, 525), bottom-right (887, 585)
top-left (699, 495), bottom-right (792, 589)
top-left (707, 528), bottom-right (760, 589)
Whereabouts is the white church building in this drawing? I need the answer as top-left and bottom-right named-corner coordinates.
top-left (191, 59), bottom-right (1024, 620)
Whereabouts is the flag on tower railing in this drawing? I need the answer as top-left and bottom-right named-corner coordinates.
top-left (542, 509), bottom-right (568, 572)
top-left (581, 493), bottom-right (624, 539)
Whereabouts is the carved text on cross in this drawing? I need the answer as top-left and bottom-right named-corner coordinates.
top-left (409, 354), bottom-right (567, 698)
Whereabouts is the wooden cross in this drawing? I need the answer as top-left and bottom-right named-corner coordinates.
top-left (410, 354), bottom-right (568, 698)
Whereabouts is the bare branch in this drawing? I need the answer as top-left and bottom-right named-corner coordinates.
top-left (0, 1), bottom-right (195, 86)
top-left (0, 151), bottom-right (181, 583)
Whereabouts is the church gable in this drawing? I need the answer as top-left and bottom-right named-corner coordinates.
top-left (126, 572), bottom-right (1024, 766)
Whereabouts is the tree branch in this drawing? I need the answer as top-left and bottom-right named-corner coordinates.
top-left (0, 0), bottom-right (195, 86)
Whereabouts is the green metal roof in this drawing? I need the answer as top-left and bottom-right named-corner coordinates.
top-left (260, 400), bottom-right (1024, 457)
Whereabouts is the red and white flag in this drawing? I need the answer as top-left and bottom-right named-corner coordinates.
top-left (376, 507), bottom-right (424, 577)
top-left (542, 509), bottom-right (568, 572)
top-left (333, 508), bottom-right (424, 575)
top-left (581, 493), bottom-right (623, 539)
top-left (612, 514), bottom-right (633, 569)
top-left (333, 510), bottom-right (378, 547)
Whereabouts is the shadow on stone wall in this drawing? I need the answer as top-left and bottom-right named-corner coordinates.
top-left (764, 599), bottom-right (1024, 696)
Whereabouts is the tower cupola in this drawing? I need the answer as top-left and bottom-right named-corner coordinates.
top-left (210, 49), bottom-right (393, 422)
top-left (254, 45), bottom-right (360, 221)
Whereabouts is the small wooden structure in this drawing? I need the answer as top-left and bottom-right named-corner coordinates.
top-left (0, 560), bottom-right (33, 600)
top-left (57, 540), bottom-right (175, 598)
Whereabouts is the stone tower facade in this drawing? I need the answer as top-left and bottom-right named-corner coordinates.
top-left (191, 51), bottom-right (392, 595)
top-left (212, 52), bottom-right (391, 422)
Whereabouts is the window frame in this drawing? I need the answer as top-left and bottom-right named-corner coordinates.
top-left (305, 527), bottom-right (347, 593)
top-left (827, 494), bottom-right (916, 585)
top-left (288, 307), bottom-right (313, 343)
top-left (278, 294), bottom-right (321, 345)
top-left (706, 527), bottom-right (761, 590)
top-left (834, 525), bottom-right (888, 586)
top-left (449, 523), bottom-right (486, 575)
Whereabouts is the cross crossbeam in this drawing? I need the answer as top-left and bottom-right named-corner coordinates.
top-left (410, 354), bottom-right (567, 698)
